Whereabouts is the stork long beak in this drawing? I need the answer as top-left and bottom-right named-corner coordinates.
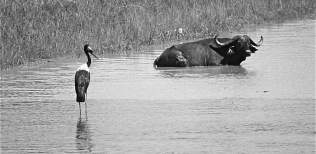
top-left (91, 52), bottom-right (99, 60)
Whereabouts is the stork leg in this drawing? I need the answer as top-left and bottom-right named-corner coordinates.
top-left (85, 93), bottom-right (88, 116)
top-left (79, 102), bottom-right (82, 117)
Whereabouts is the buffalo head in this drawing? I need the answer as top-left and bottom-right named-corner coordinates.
top-left (210, 35), bottom-right (263, 65)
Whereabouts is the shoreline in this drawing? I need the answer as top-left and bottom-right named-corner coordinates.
top-left (1, 0), bottom-right (315, 69)
top-left (2, 18), bottom-right (315, 71)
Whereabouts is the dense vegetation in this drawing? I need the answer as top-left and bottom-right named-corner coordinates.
top-left (1, 0), bottom-right (315, 69)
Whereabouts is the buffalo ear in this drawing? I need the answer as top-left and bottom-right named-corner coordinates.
top-left (249, 46), bottom-right (257, 53)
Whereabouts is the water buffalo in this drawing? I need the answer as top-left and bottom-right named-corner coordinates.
top-left (153, 35), bottom-right (263, 67)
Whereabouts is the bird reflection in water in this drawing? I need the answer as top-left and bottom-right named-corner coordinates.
top-left (76, 117), bottom-right (94, 152)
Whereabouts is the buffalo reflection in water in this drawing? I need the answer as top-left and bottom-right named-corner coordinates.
top-left (155, 66), bottom-right (254, 78)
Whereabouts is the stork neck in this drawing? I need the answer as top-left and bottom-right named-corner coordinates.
top-left (85, 51), bottom-right (91, 67)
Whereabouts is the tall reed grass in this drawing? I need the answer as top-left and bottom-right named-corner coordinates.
top-left (1, 0), bottom-right (315, 69)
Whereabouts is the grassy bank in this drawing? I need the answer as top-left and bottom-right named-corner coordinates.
top-left (1, 0), bottom-right (315, 69)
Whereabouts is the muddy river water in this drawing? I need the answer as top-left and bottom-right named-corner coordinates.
top-left (1, 20), bottom-right (315, 153)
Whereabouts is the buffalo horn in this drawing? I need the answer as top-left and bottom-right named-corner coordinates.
top-left (250, 36), bottom-right (263, 46)
top-left (215, 34), bottom-right (237, 47)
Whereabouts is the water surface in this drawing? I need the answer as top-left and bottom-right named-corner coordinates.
top-left (1, 20), bottom-right (315, 153)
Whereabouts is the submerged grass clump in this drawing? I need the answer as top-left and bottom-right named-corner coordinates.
top-left (1, 0), bottom-right (315, 69)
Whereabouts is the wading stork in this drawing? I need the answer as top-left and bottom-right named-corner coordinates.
top-left (75, 44), bottom-right (99, 114)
